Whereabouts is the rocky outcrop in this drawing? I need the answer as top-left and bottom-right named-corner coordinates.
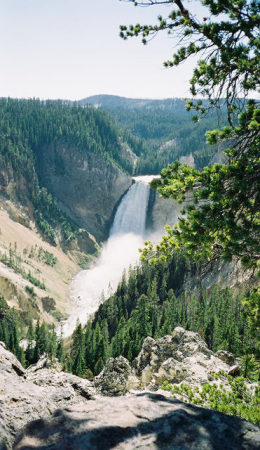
top-left (39, 139), bottom-right (132, 241)
top-left (215, 349), bottom-right (236, 366)
top-left (26, 353), bottom-right (63, 373)
top-left (179, 152), bottom-right (195, 167)
top-left (133, 327), bottom-right (237, 389)
top-left (0, 330), bottom-right (259, 449)
top-left (13, 393), bottom-right (260, 449)
top-left (149, 193), bottom-right (183, 234)
top-left (0, 341), bottom-right (25, 377)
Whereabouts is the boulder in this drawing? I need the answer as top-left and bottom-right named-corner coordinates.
top-left (26, 368), bottom-right (96, 400)
top-left (13, 393), bottom-right (260, 450)
top-left (94, 356), bottom-right (139, 396)
top-left (0, 329), bottom-right (257, 450)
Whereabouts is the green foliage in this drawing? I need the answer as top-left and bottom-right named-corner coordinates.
top-left (0, 296), bottom-right (23, 362)
top-left (145, 110), bottom-right (260, 267)
top-left (121, 1), bottom-right (259, 108)
top-left (243, 287), bottom-right (260, 339)
top-left (87, 96), bottom-right (224, 174)
top-left (37, 247), bottom-right (57, 267)
top-left (0, 294), bottom-right (64, 368)
top-left (41, 296), bottom-right (56, 313)
top-left (162, 372), bottom-right (260, 425)
top-left (241, 353), bottom-right (260, 380)
top-left (25, 286), bottom-right (36, 297)
top-left (71, 322), bottom-right (86, 377)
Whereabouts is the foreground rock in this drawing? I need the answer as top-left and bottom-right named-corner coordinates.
top-left (14, 393), bottom-right (260, 449)
top-left (0, 341), bottom-right (25, 377)
top-left (0, 343), bottom-right (96, 449)
top-left (0, 329), bottom-right (258, 449)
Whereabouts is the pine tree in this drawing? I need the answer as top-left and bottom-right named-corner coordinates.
top-left (71, 322), bottom-right (85, 377)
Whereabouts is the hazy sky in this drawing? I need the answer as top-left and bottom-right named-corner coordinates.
top-left (1, 0), bottom-right (204, 100)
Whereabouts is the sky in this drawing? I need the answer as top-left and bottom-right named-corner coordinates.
top-left (0, 0), bottom-right (208, 100)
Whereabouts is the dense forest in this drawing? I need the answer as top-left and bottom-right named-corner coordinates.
top-left (67, 256), bottom-right (257, 378)
top-left (0, 295), bottom-right (63, 368)
top-left (81, 95), bottom-right (227, 172)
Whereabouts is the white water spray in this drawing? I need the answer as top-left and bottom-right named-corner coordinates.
top-left (61, 176), bottom-right (154, 337)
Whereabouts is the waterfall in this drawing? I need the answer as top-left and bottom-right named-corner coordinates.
top-left (110, 181), bottom-right (150, 237)
top-left (60, 176), bottom-right (152, 337)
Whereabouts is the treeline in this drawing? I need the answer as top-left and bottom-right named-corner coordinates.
top-left (0, 296), bottom-right (64, 368)
top-left (68, 257), bottom-right (255, 377)
top-left (0, 98), bottom-right (132, 173)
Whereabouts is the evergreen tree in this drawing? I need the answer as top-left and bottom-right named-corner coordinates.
top-left (123, 1), bottom-right (259, 272)
top-left (71, 322), bottom-right (85, 377)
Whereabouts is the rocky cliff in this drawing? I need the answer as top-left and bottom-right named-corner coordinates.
top-left (148, 191), bottom-right (183, 234)
top-left (1, 328), bottom-right (259, 449)
top-left (38, 139), bottom-right (132, 242)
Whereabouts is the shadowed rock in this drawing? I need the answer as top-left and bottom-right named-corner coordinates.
top-left (13, 393), bottom-right (260, 449)
top-left (0, 346), bottom-right (97, 449)
top-left (215, 350), bottom-right (236, 366)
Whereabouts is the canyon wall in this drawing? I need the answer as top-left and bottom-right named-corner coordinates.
top-left (38, 139), bottom-right (132, 241)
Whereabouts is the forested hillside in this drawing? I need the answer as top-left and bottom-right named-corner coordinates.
top-left (69, 256), bottom-right (257, 377)
top-left (0, 98), bottom-right (133, 243)
top-left (81, 95), bottom-right (226, 172)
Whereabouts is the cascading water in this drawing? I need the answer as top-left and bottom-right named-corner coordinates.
top-left (110, 181), bottom-right (150, 236)
top-left (60, 176), bottom-right (153, 337)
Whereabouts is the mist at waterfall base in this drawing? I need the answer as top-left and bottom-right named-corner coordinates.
top-left (61, 176), bottom-right (159, 337)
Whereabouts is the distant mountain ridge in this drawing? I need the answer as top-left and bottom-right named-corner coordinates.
top-left (80, 95), bottom-right (223, 173)
top-left (79, 94), bottom-right (189, 112)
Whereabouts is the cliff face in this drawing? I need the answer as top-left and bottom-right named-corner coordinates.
top-left (148, 191), bottom-right (183, 234)
top-left (38, 139), bottom-right (132, 241)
